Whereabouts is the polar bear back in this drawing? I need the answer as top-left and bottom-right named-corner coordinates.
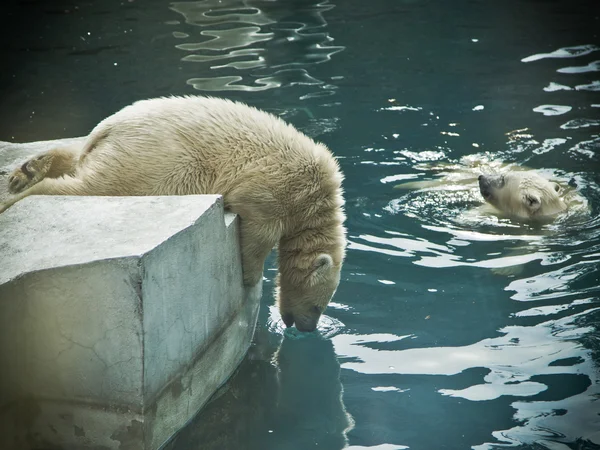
top-left (76, 96), bottom-right (343, 223)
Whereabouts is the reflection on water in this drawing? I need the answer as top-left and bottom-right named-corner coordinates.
top-left (166, 327), bottom-right (354, 450)
top-left (332, 309), bottom-right (596, 387)
top-left (153, 31), bottom-right (600, 450)
top-left (338, 37), bottom-right (600, 449)
top-left (0, 0), bottom-right (598, 448)
top-left (520, 44), bottom-right (599, 63)
top-left (169, 0), bottom-right (344, 94)
top-left (160, 4), bottom-right (600, 450)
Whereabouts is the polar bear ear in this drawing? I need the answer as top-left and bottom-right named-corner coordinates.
top-left (311, 254), bottom-right (333, 279)
top-left (524, 193), bottom-right (541, 212)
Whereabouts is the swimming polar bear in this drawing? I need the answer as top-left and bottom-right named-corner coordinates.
top-left (393, 154), bottom-right (589, 276)
top-left (478, 171), bottom-right (566, 220)
top-left (2, 96), bottom-right (347, 332)
top-left (395, 155), bottom-right (584, 222)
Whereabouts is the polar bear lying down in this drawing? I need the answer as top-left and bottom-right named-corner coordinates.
top-left (2, 96), bottom-right (347, 332)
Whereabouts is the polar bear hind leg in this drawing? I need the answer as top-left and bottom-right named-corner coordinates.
top-left (7, 144), bottom-right (83, 194)
top-left (1, 176), bottom-right (92, 213)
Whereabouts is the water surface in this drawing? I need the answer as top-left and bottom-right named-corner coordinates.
top-left (1, 0), bottom-right (599, 449)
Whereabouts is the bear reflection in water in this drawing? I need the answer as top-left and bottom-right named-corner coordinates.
top-left (164, 327), bottom-right (354, 450)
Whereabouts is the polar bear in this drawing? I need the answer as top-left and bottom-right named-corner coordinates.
top-left (394, 154), bottom-right (583, 222)
top-left (2, 96), bottom-right (347, 332)
top-left (478, 171), bottom-right (567, 220)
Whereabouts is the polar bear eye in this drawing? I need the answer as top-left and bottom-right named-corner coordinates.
top-left (525, 195), bottom-right (540, 207)
top-left (553, 183), bottom-right (560, 192)
top-left (312, 305), bottom-right (322, 315)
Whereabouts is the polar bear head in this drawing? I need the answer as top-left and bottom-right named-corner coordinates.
top-left (478, 171), bottom-right (567, 219)
top-left (276, 253), bottom-right (342, 332)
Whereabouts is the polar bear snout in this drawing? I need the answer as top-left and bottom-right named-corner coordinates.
top-left (282, 312), bottom-right (295, 328)
top-left (478, 174), bottom-right (492, 200)
top-left (294, 315), bottom-right (320, 333)
top-left (478, 174), bottom-right (504, 202)
top-left (281, 311), bottom-right (319, 332)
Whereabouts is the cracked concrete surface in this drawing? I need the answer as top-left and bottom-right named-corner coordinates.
top-left (0, 140), bottom-right (262, 450)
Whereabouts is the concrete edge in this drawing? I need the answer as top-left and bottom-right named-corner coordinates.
top-left (148, 282), bottom-right (262, 450)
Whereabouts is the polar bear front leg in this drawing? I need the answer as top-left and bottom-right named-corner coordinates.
top-left (238, 220), bottom-right (277, 286)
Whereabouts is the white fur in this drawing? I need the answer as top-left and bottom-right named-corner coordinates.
top-left (479, 171), bottom-right (567, 220)
top-left (3, 96), bottom-right (347, 331)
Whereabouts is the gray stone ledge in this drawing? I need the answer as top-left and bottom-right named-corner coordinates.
top-left (0, 141), bottom-right (262, 450)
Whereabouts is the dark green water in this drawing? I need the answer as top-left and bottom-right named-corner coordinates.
top-left (2, 0), bottom-right (599, 449)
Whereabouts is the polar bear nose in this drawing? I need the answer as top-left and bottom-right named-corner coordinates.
top-left (478, 175), bottom-right (492, 200)
top-left (282, 313), bottom-right (295, 328)
top-left (295, 319), bottom-right (318, 333)
top-left (478, 175), bottom-right (490, 188)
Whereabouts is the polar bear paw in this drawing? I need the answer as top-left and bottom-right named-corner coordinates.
top-left (7, 154), bottom-right (53, 194)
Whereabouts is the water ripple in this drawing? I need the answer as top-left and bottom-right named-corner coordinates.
top-left (336, 310), bottom-right (600, 448)
top-left (568, 136), bottom-right (600, 160)
top-left (506, 258), bottom-right (600, 302)
top-left (332, 308), bottom-right (597, 377)
top-left (176, 26), bottom-right (273, 51)
top-left (170, 0), bottom-right (344, 94)
top-left (267, 305), bottom-right (345, 339)
top-left (521, 44), bottom-right (600, 63)
top-left (557, 60), bottom-right (600, 74)
top-left (533, 105), bottom-right (572, 116)
top-left (575, 80), bottom-right (600, 91)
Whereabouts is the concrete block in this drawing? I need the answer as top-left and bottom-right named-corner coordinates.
top-left (0, 186), bottom-right (261, 449)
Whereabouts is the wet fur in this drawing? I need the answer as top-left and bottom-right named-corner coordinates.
top-left (395, 156), bottom-right (580, 222)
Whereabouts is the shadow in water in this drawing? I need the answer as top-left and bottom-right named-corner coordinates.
top-left (165, 326), bottom-right (354, 450)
